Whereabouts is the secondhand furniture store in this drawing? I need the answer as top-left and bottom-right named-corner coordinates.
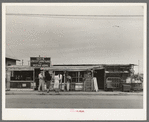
top-left (6, 57), bottom-right (137, 91)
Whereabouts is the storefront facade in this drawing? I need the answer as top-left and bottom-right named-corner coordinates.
top-left (42, 65), bottom-right (103, 91)
top-left (6, 64), bottom-right (135, 91)
top-left (6, 65), bottom-right (34, 89)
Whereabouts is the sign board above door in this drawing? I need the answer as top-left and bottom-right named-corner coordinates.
top-left (30, 57), bottom-right (51, 67)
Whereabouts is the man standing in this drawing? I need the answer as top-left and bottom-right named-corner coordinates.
top-left (45, 71), bottom-right (52, 93)
top-left (38, 71), bottom-right (45, 92)
top-left (66, 74), bottom-right (71, 91)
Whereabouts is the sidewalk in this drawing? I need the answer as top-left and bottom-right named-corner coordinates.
top-left (6, 89), bottom-right (143, 96)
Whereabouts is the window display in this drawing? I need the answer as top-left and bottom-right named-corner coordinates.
top-left (11, 71), bottom-right (33, 81)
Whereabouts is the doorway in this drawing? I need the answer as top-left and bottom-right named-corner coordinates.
top-left (34, 68), bottom-right (40, 90)
top-left (94, 69), bottom-right (105, 89)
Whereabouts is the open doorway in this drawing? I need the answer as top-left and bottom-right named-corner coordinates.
top-left (34, 68), bottom-right (40, 90)
top-left (94, 69), bottom-right (105, 89)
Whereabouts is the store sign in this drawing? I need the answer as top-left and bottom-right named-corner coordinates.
top-left (30, 57), bottom-right (51, 67)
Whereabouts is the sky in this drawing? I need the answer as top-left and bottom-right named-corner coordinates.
top-left (5, 5), bottom-right (144, 73)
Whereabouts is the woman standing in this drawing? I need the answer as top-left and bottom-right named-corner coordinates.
top-left (54, 73), bottom-right (62, 93)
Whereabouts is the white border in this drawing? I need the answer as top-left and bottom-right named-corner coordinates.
top-left (2, 3), bottom-right (6, 116)
top-left (143, 3), bottom-right (147, 117)
top-left (2, 3), bottom-right (147, 6)
top-left (2, 3), bottom-right (147, 120)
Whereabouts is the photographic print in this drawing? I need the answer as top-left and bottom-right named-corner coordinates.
top-left (2, 3), bottom-right (147, 120)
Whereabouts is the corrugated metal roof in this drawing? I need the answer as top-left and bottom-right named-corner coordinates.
top-left (6, 65), bottom-right (34, 71)
top-left (6, 64), bottom-right (134, 72)
top-left (6, 65), bottom-right (103, 71)
top-left (54, 64), bottom-right (137, 66)
top-left (42, 65), bottom-right (103, 71)
top-left (102, 64), bottom-right (137, 66)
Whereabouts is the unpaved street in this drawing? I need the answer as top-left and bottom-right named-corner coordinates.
top-left (6, 94), bottom-right (143, 108)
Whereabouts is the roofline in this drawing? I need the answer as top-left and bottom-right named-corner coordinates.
top-left (53, 64), bottom-right (137, 66)
top-left (6, 57), bottom-right (20, 61)
top-left (53, 64), bottom-right (101, 66)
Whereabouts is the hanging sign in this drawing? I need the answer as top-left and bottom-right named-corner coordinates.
top-left (30, 57), bottom-right (51, 67)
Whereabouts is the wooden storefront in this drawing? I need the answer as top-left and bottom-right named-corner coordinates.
top-left (104, 64), bottom-right (135, 90)
top-left (42, 65), bottom-right (102, 91)
top-left (6, 65), bottom-right (34, 89)
top-left (6, 64), bottom-right (135, 91)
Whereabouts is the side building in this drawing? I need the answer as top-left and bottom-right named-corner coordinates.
top-left (5, 56), bottom-right (20, 90)
top-left (6, 56), bottom-right (20, 66)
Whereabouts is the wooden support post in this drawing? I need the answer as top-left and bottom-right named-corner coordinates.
top-left (78, 72), bottom-right (80, 83)
top-left (33, 69), bottom-right (35, 90)
top-left (53, 71), bottom-right (55, 90)
top-left (83, 72), bottom-right (85, 91)
top-left (64, 71), bottom-right (66, 91)
top-left (104, 69), bottom-right (106, 90)
top-left (60, 72), bottom-right (62, 91)
top-left (91, 69), bottom-right (94, 91)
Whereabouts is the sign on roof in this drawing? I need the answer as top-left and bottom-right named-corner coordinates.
top-left (30, 57), bottom-right (51, 67)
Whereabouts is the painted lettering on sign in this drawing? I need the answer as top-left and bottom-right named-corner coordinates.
top-left (30, 57), bottom-right (51, 67)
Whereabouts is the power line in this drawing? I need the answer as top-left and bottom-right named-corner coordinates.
top-left (6, 13), bottom-right (143, 17)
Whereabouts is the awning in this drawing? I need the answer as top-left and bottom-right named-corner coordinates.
top-left (41, 65), bottom-right (104, 71)
top-left (6, 65), bottom-right (34, 71)
top-left (6, 65), bottom-right (104, 72)
top-left (105, 71), bottom-right (129, 73)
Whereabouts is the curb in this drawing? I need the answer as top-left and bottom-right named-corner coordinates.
top-left (6, 92), bottom-right (143, 96)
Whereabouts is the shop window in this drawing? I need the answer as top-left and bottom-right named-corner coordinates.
top-left (119, 68), bottom-right (123, 72)
top-left (123, 69), bottom-right (129, 72)
top-left (114, 68), bottom-right (122, 72)
top-left (80, 72), bottom-right (85, 78)
top-left (11, 71), bottom-right (33, 81)
top-left (67, 71), bottom-right (85, 83)
top-left (68, 72), bottom-right (78, 83)
top-left (79, 72), bottom-right (85, 83)
top-left (69, 72), bottom-right (78, 78)
top-left (79, 78), bottom-right (84, 82)
top-left (106, 67), bottom-right (113, 72)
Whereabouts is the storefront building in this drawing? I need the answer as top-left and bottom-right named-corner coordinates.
top-left (6, 62), bottom-right (136, 91)
top-left (6, 65), bottom-right (34, 89)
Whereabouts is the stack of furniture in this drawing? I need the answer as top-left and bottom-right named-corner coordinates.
top-left (84, 73), bottom-right (93, 91)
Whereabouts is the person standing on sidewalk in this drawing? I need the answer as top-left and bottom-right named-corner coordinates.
top-left (38, 71), bottom-right (45, 92)
top-left (54, 73), bottom-right (62, 93)
top-left (66, 73), bottom-right (71, 91)
top-left (45, 71), bottom-right (53, 93)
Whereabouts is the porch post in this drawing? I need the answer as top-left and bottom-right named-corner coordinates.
top-left (104, 68), bottom-right (106, 90)
top-left (83, 71), bottom-right (86, 91)
top-left (33, 68), bottom-right (35, 90)
top-left (64, 71), bottom-right (66, 91)
top-left (91, 69), bottom-right (94, 91)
